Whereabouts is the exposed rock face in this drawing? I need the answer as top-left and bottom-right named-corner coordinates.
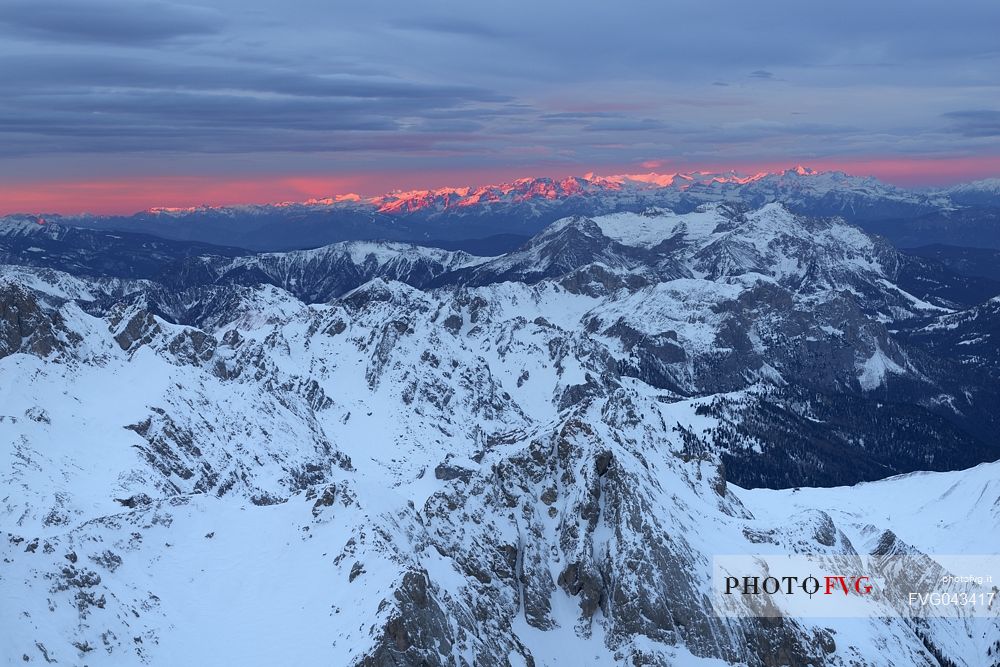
top-left (360, 570), bottom-right (457, 666)
top-left (0, 282), bottom-right (72, 359)
top-left (2, 205), bottom-right (999, 666)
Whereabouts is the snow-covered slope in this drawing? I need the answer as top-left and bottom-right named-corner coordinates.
top-left (2, 205), bottom-right (1000, 666)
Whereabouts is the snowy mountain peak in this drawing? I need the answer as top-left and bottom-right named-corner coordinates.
top-left (789, 164), bottom-right (819, 176)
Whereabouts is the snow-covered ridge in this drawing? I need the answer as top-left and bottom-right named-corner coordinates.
top-left (237, 239), bottom-right (490, 271)
top-left (0, 215), bottom-right (59, 237)
top-left (589, 208), bottom-right (718, 247)
top-left (946, 177), bottom-right (1000, 196)
top-left (738, 458), bottom-right (1000, 554)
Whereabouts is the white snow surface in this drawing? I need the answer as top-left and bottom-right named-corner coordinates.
top-left (1, 204), bottom-right (997, 666)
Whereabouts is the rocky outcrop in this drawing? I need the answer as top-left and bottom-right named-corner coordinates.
top-left (0, 282), bottom-right (73, 359)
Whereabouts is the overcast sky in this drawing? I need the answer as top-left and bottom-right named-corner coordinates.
top-left (1, 0), bottom-right (998, 212)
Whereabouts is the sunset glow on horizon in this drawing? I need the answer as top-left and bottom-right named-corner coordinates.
top-left (3, 156), bottom-right (998, 216)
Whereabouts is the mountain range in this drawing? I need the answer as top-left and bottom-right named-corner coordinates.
top-left (10, 167), bottom-right (1000, 252)
top-left (3, 201), bottom-right (1000, 665)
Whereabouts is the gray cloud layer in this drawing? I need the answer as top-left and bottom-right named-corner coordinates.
top-left (0, 0), bottom-right (997, 180)
top-left (0, 0), bottom-right (224, 44)
top-left (944, 110), bottom-right (1000, 137)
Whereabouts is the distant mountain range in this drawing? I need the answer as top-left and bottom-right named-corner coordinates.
top-left (8, 167), bottom-right (1000, 251)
